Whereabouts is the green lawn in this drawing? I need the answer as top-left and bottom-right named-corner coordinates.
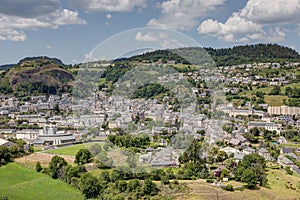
top-left (0, 163), bottom-right (83, 200)
top-left (45, 142), bottom-right (102, 156)
top-left (279, 143), bottom-right (300, 148)
top-left (264, 95), bottom-right (288, 106)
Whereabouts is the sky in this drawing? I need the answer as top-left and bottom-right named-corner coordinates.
top-left (0, 0), bottom-right (300, 65)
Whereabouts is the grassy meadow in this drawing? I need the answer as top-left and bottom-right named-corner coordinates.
top-left (174, 169), bottom-right (300, 200)
top-left (45, 142), bottom-right (102, 156)
top-left (0, 163), bottom-right (83, 200)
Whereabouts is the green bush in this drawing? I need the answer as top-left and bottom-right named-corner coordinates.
top-left (224, 184), bottom-right (234, 191)
top-left (36, 161), bottom-right (42, 172)
top-left (206, 179), bottom-right (214, 183)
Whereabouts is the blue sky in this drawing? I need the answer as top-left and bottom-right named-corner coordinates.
top-left (0, 0), bottom-right (300, 65)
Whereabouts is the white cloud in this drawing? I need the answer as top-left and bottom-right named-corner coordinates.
top-left (46, 45), bottom-right (52, 49)
top-left (135, 32), bottom-right (159, 42)
top-left (84, 52), bottom-right (98, 62)
top-left (198, 0), bottom-right (300, 42)
top-left (70, 0), bottom-right (147, 12)
top-left (0, 29), bottom-right (27, 42)
top-left (240, 0), bottom-right (300, 24)
top-left (147, 0), bottom-right (225, 30)
top-left (71, 59), bottom-right (78, 63)
top-left (50, 9), bottom-right (86, 28)
top-left (106, 14), bottom-right (112, 20)
top-left (135, 31), bottom-right (184, 48)
top-left (0, 8), bottom-right (85, 42)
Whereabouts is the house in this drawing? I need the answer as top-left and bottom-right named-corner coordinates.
top-left (233, 151), bottom-right (245, 162)
top-left (221, 147), bottom-right (238, 157)
top-left (278, 155), bottom-right (294, 167)
top-left (281, 147), bottom-right (293, 154)
top-left (229, 138), bottom-right (241, 146)
top-left (243, 146), bottom-right (256, 155)
top-left (16, 129), bottom-right (39, 142)
top-left (291, 166), bottom-right (300, 175)
top-left (0, 138), bottom-right (16, 148)
top-left (278, 136), bottom-right (287, 144)
top-left (248, 121), bottom-right (280, 134)
top-left (0, 109), bottom-right (9, 116)
top-left (139, 153), bottom-right (152, 163)
top-left (150, 148), bottom-right (179, 167)
top-left (287, 152), bottom-right (297, 160)
top-left (258, 148), bottom-right (275, 161)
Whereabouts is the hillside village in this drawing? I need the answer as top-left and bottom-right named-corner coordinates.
top-left (0, 59), bottom-right (300, 170)
top-left (1, 46), bottom-right (300, 199)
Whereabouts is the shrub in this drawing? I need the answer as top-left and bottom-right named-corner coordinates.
top-left (36, 161), bottom-right (42, 172)
top-left (224, 184), bottom-right (234, 191)
top-left (206, 179), bottom-right (214, 183)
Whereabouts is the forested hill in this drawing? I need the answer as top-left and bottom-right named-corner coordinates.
top-left (0, 57), bottom-right (74, 96)
top-left (206, 44), bottom-right (300, 66)
top-left (127, 44), bottom-right (300, 66)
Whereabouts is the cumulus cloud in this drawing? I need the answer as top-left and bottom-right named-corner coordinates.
top-left (0, 1), bottom-right (86, 42)
top-left (147, 0), bottom-right (225, 30)
top-left (0, 29), bottom-right (27, 42)
top-left (135, 31), bottom-right (183, 48)
top-left (70, 0), bottom-right (147, 12)
top-left (198, 0), bottom-right (300, 42)
top-left (135, 32), bottom-right (161, 42)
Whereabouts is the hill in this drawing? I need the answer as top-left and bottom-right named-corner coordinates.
top-left (126, 44), bottom-right (300, 66)
top-left (0, 162), bottom-right (83, 200)
top-left (0, 57), bottom-right (74, 97)
top-left (206, 43), bottom-right (300, 66)
top-left (0, 64), bottom-right (15, 70)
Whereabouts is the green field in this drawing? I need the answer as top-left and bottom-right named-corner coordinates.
top-left (264, 95), bottom-right (288, 106)
top-left (0, 163), bottom-right (83, 200)
top-left (45, 142), bottom-right (102, 156)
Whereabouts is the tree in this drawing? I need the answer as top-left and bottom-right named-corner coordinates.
top-left (126, 155), bottom-right (137, 168)
top-left (64, 165), bottom-right (85, 184)
top-left (127, 179), bottom-right (141, 192)
top-left (285, 166), bottom-right (293, 175)
top-left (216, 150), bottom-right (228, 162)
top-left (0, 146), bottom-right (11, 166)
top-left (49, 155), bottom-right (68, 179)
top-left (79, 173), bottom-right (101, 199)
top-left (75, 149), bottom-right (92, 165)
top-left (117, 180), bottom-right (127, 192)
top-left (269, 86), bottom-right (281, 95)
top-left (142, 178), bottom-right (159, 196)
top-left (161, 175), bottom-right (170, 185)
top-left (36, 161), bottom-right (42, 172)
top-left (96, 151), bottom-right (113, 169)
top-left (234, 154), bottom-right (267, 189)
top-left (89, 143), bottom-right (101, 156)
top-left (150, 169), bottom-right (166, 181)
top-left (54, 104), bottom-right (60, 114)
top-left (99, 171), bottom-right (111, 183)
top-left (250, 127), bottom-right (260, 136)
top-left (179, 139), bottom-right (203, 164)
top-left (224, 184), bottom-right (234, 191)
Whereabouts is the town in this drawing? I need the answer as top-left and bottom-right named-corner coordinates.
top-left (1, 45), bottom-right (300, 199)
